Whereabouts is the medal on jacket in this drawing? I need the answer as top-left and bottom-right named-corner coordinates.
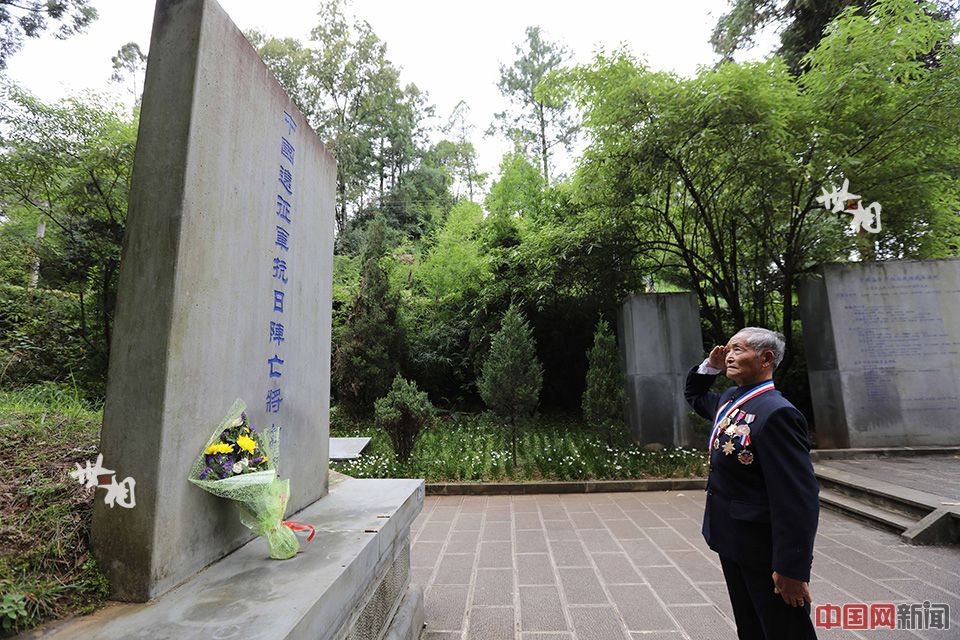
top-left (708, 381), bottom-right (775, 454)
top-left (738, 450), bottom-right (754, 465)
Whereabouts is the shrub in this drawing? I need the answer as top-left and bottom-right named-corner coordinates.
top-left (478, 304), bottom-right (543, 462)
top-left (0, 593), bottom-right (28, 634)
top-left (374, 375), bottom-right (434, 462)
top-left (582, 317), bottom-right (625, 445)
top-left (0, 285), bottom-right (89, 393)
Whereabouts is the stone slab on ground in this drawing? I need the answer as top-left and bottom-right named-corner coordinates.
top-left (411, 491), bottom-right (960, 640)
top-left (93, 0), bottom-right (336, 601)
top-left (31, 478), bottom-right (424, 640)
top-left (331, 437), bottom-right (372, 460)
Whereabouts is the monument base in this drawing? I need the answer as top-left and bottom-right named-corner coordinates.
top-left (31, 476), bottom-right (425, 640)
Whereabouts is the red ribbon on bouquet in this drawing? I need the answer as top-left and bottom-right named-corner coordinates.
top-left (283, 520), bottom-right (316, 542)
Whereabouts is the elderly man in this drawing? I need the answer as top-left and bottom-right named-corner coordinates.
top-left (685, 327), bottom-right (819, 640)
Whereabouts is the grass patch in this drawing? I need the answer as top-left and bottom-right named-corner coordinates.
top-left (331, 411), bottom-right (708, 482)
top-left (0, 383), bottom-right (109, 636)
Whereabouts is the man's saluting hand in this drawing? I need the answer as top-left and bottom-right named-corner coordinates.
top-left (707, 345), bottom-right (728, 370)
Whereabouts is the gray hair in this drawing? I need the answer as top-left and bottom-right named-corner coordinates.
top-left (734, 327), bottom-right (786, 368)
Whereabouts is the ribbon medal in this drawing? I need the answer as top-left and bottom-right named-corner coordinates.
top-left (738, 450), bottom-right (754, 465)
top-left (707, 382), bottom-right (775, 454)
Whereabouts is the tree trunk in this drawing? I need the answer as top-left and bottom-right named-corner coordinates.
top-left (857, 230), bottom-right (877, 262)
top-left (78, 285), bottom-right (87, 344)
top-left (336, 176), bottom-right (347, 234)
top-left (778, 269), bottom-right (796, 383)
top-left (378, 137), bottom-right (385, 203)
top-left (467, 158), bottom-right (475, 201)
top-left (538, 104), bottom-right (549, 185)
top-left (102, 260), bottom-right (116, 354)
top-left (28, 222), bottom-right (45, 289)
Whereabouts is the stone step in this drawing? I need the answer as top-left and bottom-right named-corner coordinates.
top-left (814, 465), bottom-right (938, 520)
top-left (819, 487), bottom-right (916, 534)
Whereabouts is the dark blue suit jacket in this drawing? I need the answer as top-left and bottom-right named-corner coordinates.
top-left (685, 366), bottom-right (819, 582)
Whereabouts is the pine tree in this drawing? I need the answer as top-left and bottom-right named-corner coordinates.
top-left (331, 218), bottom-right (403, 420)
top-left (582, 318), bottom-right (625, 446)
top-left (478, 304), bottom-right (543, 463)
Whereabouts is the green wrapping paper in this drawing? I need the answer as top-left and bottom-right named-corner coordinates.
top-left (188, 399), bottom-right (299, 559)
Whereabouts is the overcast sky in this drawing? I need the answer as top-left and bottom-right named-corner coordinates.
top-left (5, 0), bottom-right (776, 183)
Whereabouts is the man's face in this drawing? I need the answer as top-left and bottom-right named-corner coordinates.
top-left (724, 332), bottom-right (768, 385)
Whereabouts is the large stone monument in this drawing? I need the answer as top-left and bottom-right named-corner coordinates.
top-left (800, 259), bottom-right (960, 448)
top-left (68, 2), bottom-right (424, 639)
top-left (618, 293), bottom-right (703, 446)
top-left (92, 0), bottom-right (335, 600)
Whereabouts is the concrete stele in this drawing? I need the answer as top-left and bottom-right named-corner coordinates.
top-left (618, 292), bottom-right (703, 446)
top-left (799, 259), bottom-right (960, 448)
top-left (91, 0), bottom-right (336, 601)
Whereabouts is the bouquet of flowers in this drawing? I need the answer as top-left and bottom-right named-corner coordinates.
top-left (188, 399), bottom-right (308, 559)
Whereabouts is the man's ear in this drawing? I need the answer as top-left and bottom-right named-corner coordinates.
top-left (761, 350), bottom-right (776, 368)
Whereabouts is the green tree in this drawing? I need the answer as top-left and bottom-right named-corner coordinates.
top-left (0, 0), bottom-right (97, 69)
top-left (443, 101), bottom-right (488, 201)
top-left (374, 374), bottom-right (434, 462)
top-left (0, 83), bottom-right (137, 393)
top-left (582, 318), bottom-right (625, 446)
top-left (490, 26), bottom-right (579, 184)
top-left (331, 217), bottom-right (404, 420)
top-left (405, 201), bottom-right (489, 403)
top-left (485, 152), bottom-right (545, 221)
top-left (478, 152), bottom-right (542, 298)
top-left (416, 201), bottom-right (488, 303)
top-left (109, 41), bottom-right (147, 104)
top-left (711, 0), bottom-right (958, 72)
top-left (555, 0), bottom-right (960, 377)
top-left (249, 1), bottom-right (433, 235)
top-left (478, 304), bottom-right (543, 463)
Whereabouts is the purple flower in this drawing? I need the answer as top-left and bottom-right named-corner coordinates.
top-left (252, 456), bottom-right (264, 464)
top-left (199, 467), bottom-right (212, 480)
top-left (248, 422), bottom-right (258, 433)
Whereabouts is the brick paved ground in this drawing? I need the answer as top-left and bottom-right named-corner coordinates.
top-left (410, 491), bottom-right (960, 640)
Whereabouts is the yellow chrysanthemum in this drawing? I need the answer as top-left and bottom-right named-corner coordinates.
top-left (204, 442), bottom-right (234, 455)
top-left (236, 434), bottom-right (257, 454)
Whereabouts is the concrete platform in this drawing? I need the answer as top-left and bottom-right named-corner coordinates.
top-left (29, 476), bottom-right (424, 640)
top-left (411, 491), bottom-right (960, 640)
